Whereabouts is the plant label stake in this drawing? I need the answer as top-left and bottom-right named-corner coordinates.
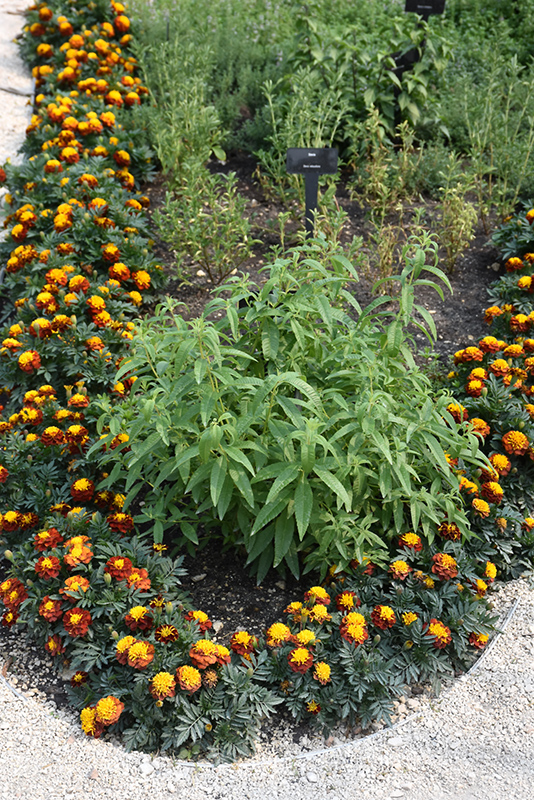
top-left (404, 0), bottom-right (446, 21)
top-left (286, 148), bottom-right (338, 238)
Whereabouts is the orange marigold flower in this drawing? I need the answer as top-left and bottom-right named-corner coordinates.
top-left (426, 619), bottom-right (452, 649)
top-left (304, 586), bottom-right (330, 606)
top-left (389, 560), bottom-right (411, 580)
top-left (309, 603), bottom-right (331, 623)
top-left (431, 553), bottom-right (458, 580)
top-left (126, 568), bottom-right (151, 592)
top-left (68, 393), bottom-right (89, 408)
top-left (189, 639), bottom-right (218, 669)
top-left (63, 607), bottom-right (92, 637)
top-left (469, 632), bottom-right (489, 649)
top-left (41, 427), bottom-right (65, 446)
top-left (33, 527), bottom-right (63, 552)
top-left (105, 556), bottom-right (133, 580)
top-left (478, 336), bottom-right (502, 353)
top-left (127, 640), bottom-right (155, 669)
top-left (472, 498), bottom-right (491, 518)
top-left (489, 453), bottom-right (511, 477)
top-left (45, 634), bottom-right (65, 656)
top-left (480, 481), bottom-right (504, 504)
top-left (340, 612), bottom-right (368, 646)
top-left (149, 672), bottom-right (176, 701)
top-left (230, 630), bottom-right (257, 657)
top-left (184, 609), bottom-right (212, 632)
top-left (132, 270), bottom-right (151, 290)
top-left (446, 403), bottom-right (468, 423)
top-left (115, 635), bottom-right (136, 665)
top-left (502, 430), bottom-right (529, 455)
top-left (313, 661), bottom-right (331, 685)
top-left (288, 647), bottom-right (313, 674)
top-left (18, 350), bottom-right (41, 373)
top-left (60, 575), bottom-right (90, 601)
top-left (155, 624), bottom-right (179, 643)
top-left (470, 418), bottom-right (490, 438)
top-left (176, 664), bottom-right (203, 694)
top-left (484, 305), bottom-right (504, 324)
top-left (106, 512), bottom-right (134, 534)
top-left (503, 344), bottom-right (524, 358)
top-left (505, 257), bottom-right (524, 272)
top-left (371, 605), bottom-right (396, 629)
top-left (35, 555), bottom-right (61, 579)
top-left (95, 696), bottom-right (124, 726)
top-left (124, 606), bottom-right (153, 632)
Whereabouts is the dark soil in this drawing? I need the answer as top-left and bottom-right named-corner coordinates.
top-left (0, 151), bottom-right (503, 718)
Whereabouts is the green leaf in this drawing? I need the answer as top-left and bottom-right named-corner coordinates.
top-left (312, 466), bottom-right (351, 510)
top-left (210, 457), bottom-right (227, 506)
top-left (273, 513), bottom-right (295, 568)
top-left (261, 319), bottom-right (279, 360)
top-left (294, 478), bottom-right (313, 540)
top-left (266, 464), bottom-right (300, 504)
top-left (251, 498), bottom-right (287, 535)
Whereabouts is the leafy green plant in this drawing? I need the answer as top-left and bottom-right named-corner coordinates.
top-left (154, 170), bottom-right (256, 285)
top-left (93, 236), bottom-right (488, 582)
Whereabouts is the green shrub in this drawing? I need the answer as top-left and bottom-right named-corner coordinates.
top-left (93, 235), bottom-right (488, 582)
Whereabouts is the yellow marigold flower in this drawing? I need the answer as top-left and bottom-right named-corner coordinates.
top-left (266, 622), bottom-right (291, 646)
top-left (472, 498), bottom-right (491, 518)
top-left (95, 695), bottom-right (124, 725)
top-left (150, 671), bottom-right (176, 700)
top-left (484, 561), bottom-right (497, 581)
top-left (80, 706), bottom-right (97, 735)
top-left (26, 433), bottom-right (39, 442)
top-left (294, 629), bottom-right (316, 646)
top-left (402, 612), bottom-right (418, 626)
top-left (344, 612), bottom-right (366, 626)
top-left (128, 606), bottom-right (149, 621)
top-left (313, 661), bottom-right (331, 685)
top-left (309, 603), bottom-right (331, 623)
top-left (116, 635), bottom-right (136, 655)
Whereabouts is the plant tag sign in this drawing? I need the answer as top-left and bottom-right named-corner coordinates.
top-left (405, 0), bottom-right (446, 15)
top-left (286, 148), bottom-right (338, 175)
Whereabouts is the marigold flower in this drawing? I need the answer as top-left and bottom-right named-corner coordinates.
top-left (107, 512), bottom-right (134, 533)
top-left (70, 671), bottom-right (89, 688)
top-left (1, 510), bottom-right (21, 531)
top-left (288, 647), bottom-right (313, 673)
top-left (184, 609), bottom-right (212, 632)
top-left (503, 344), bottom-right (524, 358)
top-left (472, 578), bottom-right (488, 597)
top-left (304, 586), bottom-right (330, 606)
top-left (484, 305), bottom-right (504, 324)
top-left (45, 634), bottom-right (66, 656)
top-left (438, 521), bottom-right (462, 541)
top-left (480, 481), bottom-right (504, 504)
top-left (505, 257), bottom-right (524, 272)
top-left (340, 615), bottom-right (368, 646)
top-left (266, 622), bottom-right (291, 647)
top-left (402, 611), bottom-right (418, 626)
top-left (60, 575), bottom-right (90, 600)
top-left (92, 696), bottom-right (123, 728)
top-left (335, 590), bottom-right (359, 611)
top-left (189, 639), bottom-right (218, 669)
top-left (127, 640), bottom-right (155, 669)
top-left (426, 619), bottom-right (452, 649)
top-left (502, 430), bottom-right (529, 456)
top-left (389, 560), bottom-right (412, 580)
top-left (2, 609), bottom-right (19, 628)
top-left (470, 418), bottom-right (490, 438)
top-left (176, 665), bottom-right (202, 693)
top-left (230, 630), bottom-right (257, 656)
top-left (2, 582), bottom-right (28, 610)
top-left (39, 596), bottom-right (63, 622)
top-left (35, 555), bottom-right (61, 580)
top-left (124, 605), bottom-right (153, 632)
top-left (478, 336), bottom-right (501, 353)
top-left (149, 672), bottom-right (176, 701)
top-left (155, 624), bottom-right (179, 643)
top-left (105, 556), bottom-right (133, 580)
top-left (472, 498), bottom-right (491, 518)
top-left (446, 403), bottom-right (468, 423)
top-left (293, 629), bottom-right (316, 647)
top-left (484, 561), bottom-right (497, 582)
top-left (126, 568), bottom-right (151, 591)
top-left (115, 635), bottom-right (136, 664)
top-left (18, 350), bottom-right (41, 373)
top-left (63, 607), bottom-right (92, 637)
top-left (309, 603), bottom-right (331, 623)
top-left (431, 553), bottom-right (458, 580)
top-left (313, 661), bottom-right (331, 685)
top-left (469, 632), bottom-right (489, 649)
top-left (371, 605), bottom-right (396, 629)
top-left (70, 478), bottom-right (94, 502)
top-left (489, 453), bottom-right (511, 477)
top-left (398, 531), bottom-right (423, 551)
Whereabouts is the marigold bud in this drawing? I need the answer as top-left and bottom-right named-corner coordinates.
top-left (111, 630), bottom-right (119, 639)
top-left (165, 602), bottom-right (173, 614)
top-left (104, 572), bottom-right (112, 585)
top-left (4, 550), bottom-right (13, 561)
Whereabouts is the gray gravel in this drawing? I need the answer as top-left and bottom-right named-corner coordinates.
top-left (1, 5), bottom-right (533, 799)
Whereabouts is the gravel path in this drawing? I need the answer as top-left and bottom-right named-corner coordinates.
top-left (1, 5), bottom-right (534, 799)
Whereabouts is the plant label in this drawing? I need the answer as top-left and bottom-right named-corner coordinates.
top-left (286, 148), bottom-right (338, 237)
top-left (405, 0), bottom-right (446, 18)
